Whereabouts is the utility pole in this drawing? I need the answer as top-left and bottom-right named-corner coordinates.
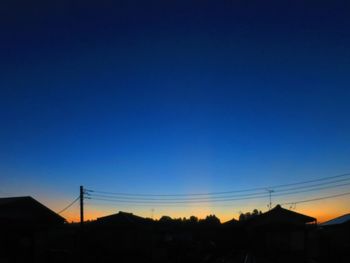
top-left (79, 186), bottom-right (85, 263)
top-left (80, 185), bottom-right (84, 227)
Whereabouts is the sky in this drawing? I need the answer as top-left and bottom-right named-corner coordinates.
top-left (1, 0), bottom-right (350, 223)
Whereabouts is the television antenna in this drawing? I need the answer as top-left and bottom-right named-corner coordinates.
top-left (266, 189), bottom-right (274, 210)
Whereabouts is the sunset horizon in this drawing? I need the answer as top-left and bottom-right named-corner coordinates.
top-left (1, 1), bottom-right (350, 262)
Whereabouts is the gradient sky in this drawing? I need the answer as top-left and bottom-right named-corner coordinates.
top-left (1, 0), bottom-right (350, 222)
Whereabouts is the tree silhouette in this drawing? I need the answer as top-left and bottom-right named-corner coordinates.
top-left (189, 216), bottom-right (198, 223)
top-left (159, 215), bottom-right (172, 223)
top-left (239, 209), bottom-right (262, 221)
top-left (200, 214), bottom-right (221, 225)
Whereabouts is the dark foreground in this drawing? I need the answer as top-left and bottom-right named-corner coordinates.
top-left (1, 214), bottom-right (349, 263)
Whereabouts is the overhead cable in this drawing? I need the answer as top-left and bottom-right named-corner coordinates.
top-left (86, 172), bottom-right (350, 197)
top-left (57, 196), bottom-right (80, 214)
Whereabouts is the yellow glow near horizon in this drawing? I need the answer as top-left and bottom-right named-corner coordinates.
top-left (61, 203), bottom-right (348, 224)
top-left (55, 192), bottom-right (350, 224)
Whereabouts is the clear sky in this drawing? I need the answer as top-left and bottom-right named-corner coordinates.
top-left (1, 0), bottom-right (350, 222)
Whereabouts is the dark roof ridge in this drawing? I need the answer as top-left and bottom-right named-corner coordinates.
top-left (264, 204), bottom-right (316, 222)
top-left (0, 196), bottom-right (66, 223)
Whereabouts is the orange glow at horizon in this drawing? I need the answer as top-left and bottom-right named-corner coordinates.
top-left (59, 197), bottom-right (349, 224)
top-left (48, 189), bottom-right (350, 224)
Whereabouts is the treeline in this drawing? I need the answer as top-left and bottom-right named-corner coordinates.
top-left (153, 208), bottom-right (262, 225)
top-left (158, 214), bottom-right (221, 225)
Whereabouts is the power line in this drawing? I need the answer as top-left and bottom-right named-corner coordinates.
top-left (87, 181), bottom-right (350, 204)
top-left (86, 172), bottom-right (350, 197)
top-left (88, 194), bottom-right (268, 204)
top-left (57, 196), bottom-right (80, 214)
top-left (276, 176), bottom-right (350, 192)
top-left (88, 192), bottom-right (267, 201)
top-left (270, 181), bottom-right (350, 199)
top-left (85, 200), bottom-right (244, 208)
top-left (0, 189), bottom-right (13, 196)
top-left (87, 177), bottom-right (350, 201)
top-left (281, 191), bottom-right (350, 206)
top-left (86, 190), bottom-right (350, 209)
top-left (86, 178), bottom-right (350, 204)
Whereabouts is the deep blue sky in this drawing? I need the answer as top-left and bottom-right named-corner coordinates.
top-left (1, 0), bottom-right (350, 220)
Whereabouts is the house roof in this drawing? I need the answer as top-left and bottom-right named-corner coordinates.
top-left (223, 218), bottom-right (238, 226)
top-left (0, 196), bottom-right (66, 225)
top-left (245, 205), bottom-right (316, 227)
top-left (97, 211), bottom-right (152, 225)
top-left (320, 213), bottom-right (350, 226)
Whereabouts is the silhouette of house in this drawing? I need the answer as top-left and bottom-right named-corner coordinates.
top-left (0, 196), bottom-right (66, 262)
top-left (248, 204), bottom-right (316, 227)
top-left (0, 196), bottom-right (65, 226)
top-left (222, 217), bottom-right (238, 226)
top-left (242, 205), bottom-right (316, 254)
top-left (320, 213), bottom-right (350, 227)
top-left (90, 211), bottom-right (154, 260)
top-left (318, 213), bottom-right (350, 262)
top-left (96, 211), bottom-right (152, 225)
